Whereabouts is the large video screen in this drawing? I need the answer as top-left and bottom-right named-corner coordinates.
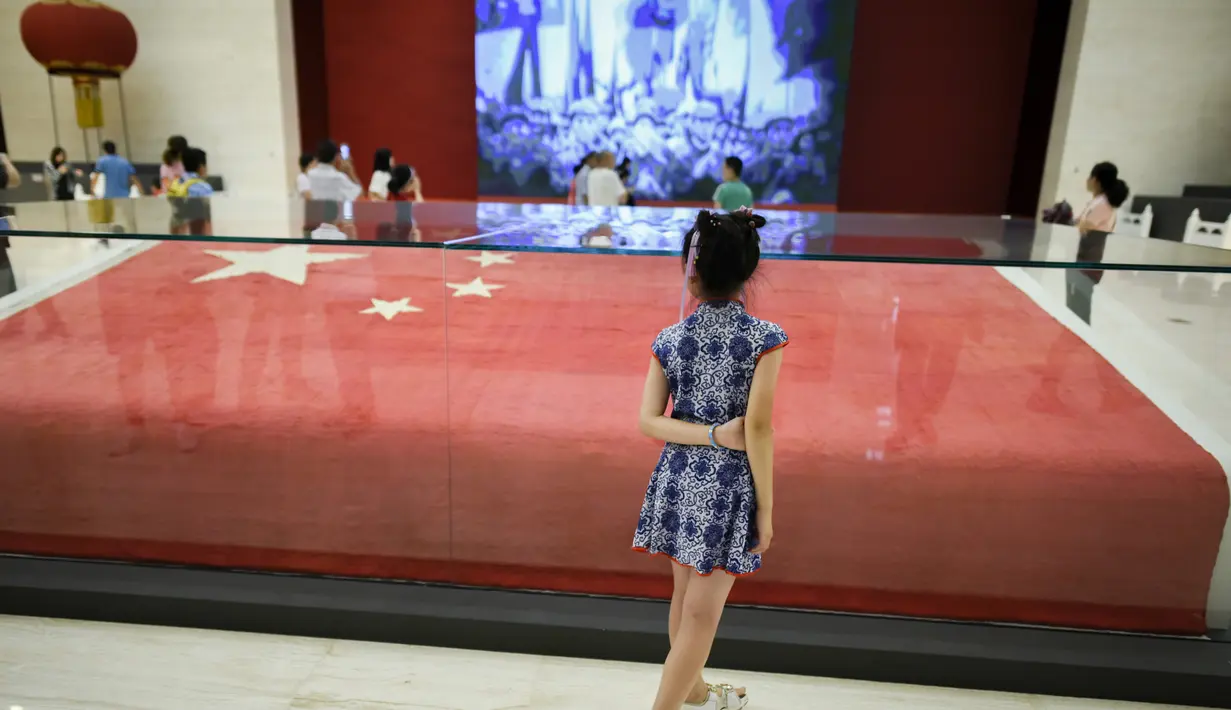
top-left (476, 0), bottom-right (857, 205)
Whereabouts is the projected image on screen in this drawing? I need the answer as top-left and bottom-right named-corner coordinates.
top-left (476, 0), bottom-right (856, 205)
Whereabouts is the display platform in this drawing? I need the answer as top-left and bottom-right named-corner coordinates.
top-left (1, 197), bottom-right (1229, 640)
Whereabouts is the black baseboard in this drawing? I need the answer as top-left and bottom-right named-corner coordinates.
top-left (1, 555), bottom-right (1229, 707)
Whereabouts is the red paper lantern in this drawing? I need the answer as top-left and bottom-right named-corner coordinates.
top-left (20, 0), bottom-right (139, 128)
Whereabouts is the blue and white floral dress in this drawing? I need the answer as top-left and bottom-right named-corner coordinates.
top-left (633, 300), bottom-right (789, 576)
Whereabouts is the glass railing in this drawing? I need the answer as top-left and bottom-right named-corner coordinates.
top-left (1, 196), bottom-right (1228, 638)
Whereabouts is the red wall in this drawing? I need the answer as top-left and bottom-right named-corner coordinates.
top-left (320, 0), bottom-right (477, 201)
top-left (837, 0), bottom-right (1039, 214)
top-left (309, 0), bottom-right (1043, 214)
top-left (293, 0), bottom-right (328, 156)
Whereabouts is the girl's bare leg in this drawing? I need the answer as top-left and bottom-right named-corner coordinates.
top-left (670, 562), bottom-right (709, 703)
top-left (653, 571), bottom-right (737, 709)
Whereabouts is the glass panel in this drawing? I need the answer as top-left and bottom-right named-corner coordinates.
top-left (459, 204), bottom-right (1231, 271)
top-left (441, 229), bottom-right (1231, 636)
top-left (3, 197), bottom-right (1230, 271)
top-left (1, 197), bottom-right (489, 245)
top-left (1001, 262), bottom-right (1231, 634)
top-left (2, 201), bottom-right (1229, 638)
top-left (441, 245), bottom-right (679, 593)
top-left (0, 234), bottom-right (452, 578)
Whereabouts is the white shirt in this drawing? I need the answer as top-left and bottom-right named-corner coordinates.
top-left (574, 165), bottom-right (592, 205)
top-left (307, 163), bottom-right (361, 202)
top-left (587, 167), bottom-right (625, 207)
top-left (368, 170), bottom-right (391, 200)
top-left (296, 172), bottom-right (311, 196)
top-left (310, 223), bottom-right (348, 241)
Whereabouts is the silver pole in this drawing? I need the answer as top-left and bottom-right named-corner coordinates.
top-left (117, 77), bottom-right (133, 161)
top-left (47, 75), bottom-right (61, 149)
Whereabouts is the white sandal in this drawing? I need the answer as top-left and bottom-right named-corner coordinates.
top-left (685, 683), bottom-right (749, 709)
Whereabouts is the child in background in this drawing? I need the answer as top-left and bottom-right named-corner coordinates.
top-left (159, 135), bottom-right (188, 193)
top-left (297, 153), bottom-right (315, 199)
top-left (712, 156), bottom-right (754, 212)
top-left (634, 208), bottom-right (787, 709)
top-left (167, 148), bottom-right (213, 198)
top-left (386, 164), bottom-right (423, 203)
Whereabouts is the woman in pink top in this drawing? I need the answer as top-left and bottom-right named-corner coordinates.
top-left (1065, 162), bottom-right (1131, 325)
top-left (1076, 162), bottom-right (1129, 235)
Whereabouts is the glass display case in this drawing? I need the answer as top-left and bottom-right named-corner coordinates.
top-left (2, 196), bottom-right (1228, 640)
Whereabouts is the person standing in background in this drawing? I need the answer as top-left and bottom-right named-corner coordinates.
top-left (159, 135), bottom-right (188, 193)
top-left (43, 147), bottom-right (81, 201)
top-left (159, 149), bottom-right (181, 192)
top-left (166, 148), bottom-right (214, 236)
top-left (713, 156), bottom-right (754, 211)
top-left (1076, 161), bottom-right (1128, 235)
top-left (1067, 161), bottom-right (1129, 324)
top-left (367, 148), bottom-right (394, 201)
top-left (307, 140), bottom-right (362, 202)
top-left (168, 148), bottom-right (214, 198)
top-left (91, 140), bottom-right (143, 198)
top-left (617, 156), bottom-right (638, 207)
top-left (386, 165), bottom-right (424, 203)
top-left (587, 151), bottom-right (630, 207)
top-left (571, 151), bottom-right (597, 206)
top-left (296, 153), bottom-right (315, 199)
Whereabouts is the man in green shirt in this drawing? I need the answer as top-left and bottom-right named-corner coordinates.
top-left (712, 156), bottom-right (754, 212)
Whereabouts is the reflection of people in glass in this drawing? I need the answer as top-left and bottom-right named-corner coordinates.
top-left (888, 308), bottom-right (981, 451)
top-left (1068, 162), bottom-right (1129, 324)
top-left (507, 0), bottom-right (543, 106)
top-left (103, 266), bottom-right (220, 455)
top-left (1029, 163), bottom-right (1138, 415)
top-left (0, 213), bottom-right (71, 340)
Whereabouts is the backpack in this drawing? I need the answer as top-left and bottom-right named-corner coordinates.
top-left (166, 177), bottom-right (205, 198)
top-left (1041, 200), bottom-right (1075, 226)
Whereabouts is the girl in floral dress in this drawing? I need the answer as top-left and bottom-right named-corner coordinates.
top-left (634, 208), bottom-right (788, 709)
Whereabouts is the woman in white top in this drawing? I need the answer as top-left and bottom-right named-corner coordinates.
top-left (367, 148), bottom-right (394, 201)
top-left (296, 153), bottom-right (314, 199)
top-left (586, 151), bottom-right (630, 207)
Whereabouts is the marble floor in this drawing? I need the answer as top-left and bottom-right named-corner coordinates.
top-left (0, 614), bottom-right (1205, 710)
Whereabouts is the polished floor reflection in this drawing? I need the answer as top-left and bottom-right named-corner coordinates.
top-left (0, 615), bottom-right (1199, 710)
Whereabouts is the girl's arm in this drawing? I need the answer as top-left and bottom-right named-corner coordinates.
top-left (638, 357), bottom-right (744, 450)
top-left (745, 347), bottom-right (784, 553)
